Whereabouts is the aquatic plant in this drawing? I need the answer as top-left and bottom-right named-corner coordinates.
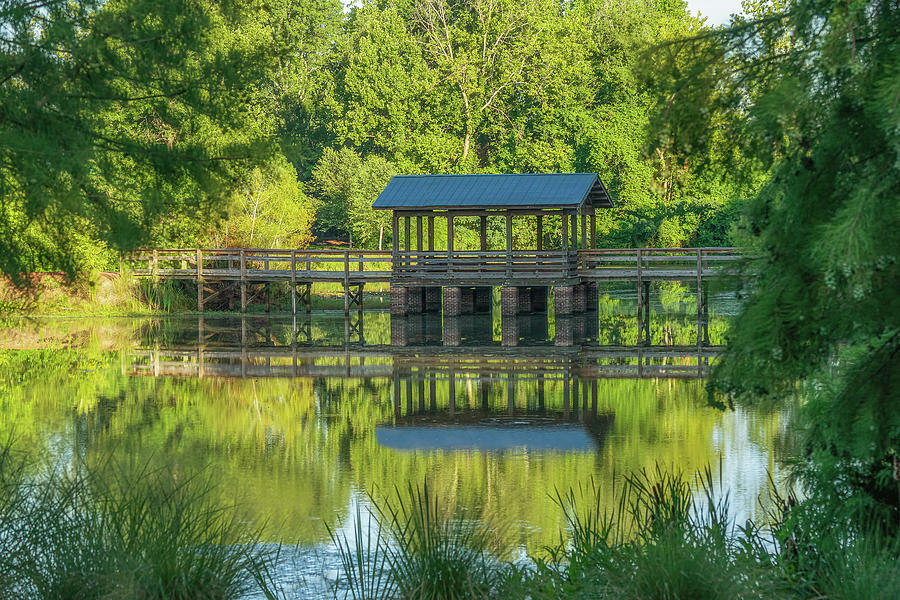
top-left (0, 440), bottom-right (280, 600)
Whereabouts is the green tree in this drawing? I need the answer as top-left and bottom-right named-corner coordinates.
top-left (310, 147), bottom-right (396, 248)
top-left (0, 0), bottom-right (281, 280)
top-left (655, 0), bottom-right (900, 527)
top-left (207, 156), bottom-right (317, 249)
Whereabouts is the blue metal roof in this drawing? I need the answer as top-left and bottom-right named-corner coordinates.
top-left (372, 173), bottom-right (612, 210)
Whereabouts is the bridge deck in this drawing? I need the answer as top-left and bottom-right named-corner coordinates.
top-left (129, 344), bottom-right (722, 381)
top-left (128, 248), bottom-right (740, 286)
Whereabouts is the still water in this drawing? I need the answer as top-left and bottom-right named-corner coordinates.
top-left (0, 288), bottom-right (793, 596)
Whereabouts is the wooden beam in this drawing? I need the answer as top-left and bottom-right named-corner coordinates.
top-left (392, 213), bottom-right (399, 254)
top-left (536, 215), bottom-right (543, 251)
top-left (428, 216), bottom-right (435, 252)
top-left (416, 216), bottom-right (423, 252)
top-left (562, 212), bottom-right (569, 249)
top-left (590, 213), bottom-right (596, 248)
top-left (581, 213), bottom-right (587, 251)
top-left (480, 215), bottom-right (487, 251)
top-left (447, 215), bottom-right (454, 272)
top-left (404, 216), bottom-right (411, 252)
top-left (571, 214), bottom-right (578, 249)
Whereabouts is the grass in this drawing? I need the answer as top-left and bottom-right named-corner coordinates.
top-left (0, 439), bottom-right (280, 600)
top-left (2, 430), bottom-right (898, 600)
top-left (327, 467), bottom-right (900, 600)
top-left (328, 482), bottom-right (515, 600)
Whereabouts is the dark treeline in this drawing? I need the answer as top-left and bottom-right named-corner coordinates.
top-left (1, 0), bottom-right (755, 279)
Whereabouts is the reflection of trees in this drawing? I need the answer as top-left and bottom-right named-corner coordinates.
top-left (3, 332), bottom-right (787, 556)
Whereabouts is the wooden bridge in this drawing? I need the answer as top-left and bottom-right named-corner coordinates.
top-left (126, 246), bottom-right (740, 315)
top-left (128, 343), bottom-right (721, 381)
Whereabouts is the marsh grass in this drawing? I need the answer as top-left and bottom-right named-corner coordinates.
top-left (0, 440), bottom-right (280, 600)
top-left (328, 483), bottom-right (514, 600)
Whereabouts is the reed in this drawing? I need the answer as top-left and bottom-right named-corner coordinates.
top-left (0, 440), bottom-right (280, 600)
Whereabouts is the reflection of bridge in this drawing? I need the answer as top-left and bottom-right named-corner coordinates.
top-left (128, 343), bottom-right (721, 381)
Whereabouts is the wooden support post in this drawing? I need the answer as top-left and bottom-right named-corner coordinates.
top-left (406, 377), bottom-right (413, 416)
top-left (505, 214), bottom-right (513, 277)
top-left (393, 372), bottom-right (402, 420)
top-left (571, 214), bottom-right (578, 249)
top-left (538, 374), bottom-right (545, 410)
top-left (151, 249), bottom-right (158, 283)
top-left (344, 250), bottom-right (350, 315)
top-left (481, 381), bottom-right (489, 410)
top-left (697, 249), bottom-right (703, 346)
top-left (507, 373), bottom-right (515, 415)
top-left (447, 215), bottom-right (454, 274)
top-left (290, 249), bottom-right (297, 315)
top-left (196, 249), bottom-right (204, 313)
top-left (416, 216), bottom-right (423, 252)
top-left (562, 211), bottom-right (569, 249)
top-left (265, 282), bottom-right (271, 313)
top-left (418, 379), bottom-right (425, 412)
top-left (430, 378), bottom-right (437, 411)
top-left (392, 212), bottom-right (399, 252)
top-left (580, 213), bottom-right (586, 251)
top-left (590, 213), bottom-right (596, 248)
top-left (448, 368), bottom-right (456, 416)
top-left (563, 377), bottom-right (570, 419)
top-left (636, 248), bottom-right (643, 345)
top-left (240, 250), bottom-right (247, 313)
top-left (536, 215), bottom-right (543, 251)
top-left (404, 216), bottom-right (411, 252)
top-left (428, 216), bottom-right (435, 252)
top-left (480, 215), bottom-right (487, 251)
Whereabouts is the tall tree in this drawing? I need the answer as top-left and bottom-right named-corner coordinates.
top-left (0, 0), bottom-right (282, 280)
top-left (655, 0), bottom-right (900, 527)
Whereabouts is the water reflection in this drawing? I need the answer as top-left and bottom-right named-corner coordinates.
top-left (0, 300), bottom-right (792, 579)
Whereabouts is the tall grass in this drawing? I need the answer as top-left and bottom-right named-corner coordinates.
top-left (333, 467), bottom-right (900, 600)
top-left (544, 465), bottom-right (778, 600)
top-left (0, 440), bottom-right (280, 600)
top-left (328, 482), bottom-right (514, 600)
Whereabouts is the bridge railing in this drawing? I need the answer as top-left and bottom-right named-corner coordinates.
top-left (128, 248), bottom-right (394, 282)
top-left (392, 250), bottom-right (579, 282)
top-left (577, 248), bottom-right (740, 280)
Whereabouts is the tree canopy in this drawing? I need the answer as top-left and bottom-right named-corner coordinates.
top-left (650, 0), bottom-right (899, 528)
top-left (2, 0), bottom-right (758, 281)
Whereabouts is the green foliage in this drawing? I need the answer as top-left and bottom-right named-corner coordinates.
top-left (0, 440), bottom-right (279, 600)
top-left (0, 0), bottom-right (287, 280)
top-left (210, 156), bottom-right (318, 249)
top-left (311, 148), bottom-right (396, 248)
top-left (648, 0), bottom-right (900, 529)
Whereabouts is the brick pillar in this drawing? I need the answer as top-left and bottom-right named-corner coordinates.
top-left (501, 316), bottom-right (519, 347)
top-left (517, 287), bottom-right (532, 313)
top-left (573, 313), bottom-right (586, 341)
top-left (555, 317), bottom-right (574, 346)
top-left (501, 286), bottom-right (519, 316)
top-left (391, 317), bottom-right (408, 346)
top-left (555, 285), bottom-right (574, 316)
top-left (390, 286), bottom-right (409, 316)
top-left (573, 283), bottom-right (586, 313)
top-left (460, 287), bottom-right (475, 315)
top-left (424, 287), bottom-right (442, 313)
top-left (407, 287), bottom-right (423, 314)
top-left (443, 287), bottom-right (461, 317)
top-left (443, 317), bottom-right (461, 346)
top-left (474, 287), bottom-right (492, 313)
top-left (530, 287), bottom-right (548, 313)
top-left (586, 282), bottom-right (599, 312)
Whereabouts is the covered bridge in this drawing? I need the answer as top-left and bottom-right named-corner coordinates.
top-left (372, 173), bottom-right (613, 317)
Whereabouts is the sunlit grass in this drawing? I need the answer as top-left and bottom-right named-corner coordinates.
top-left (0, 439), bottom-right (280, 600)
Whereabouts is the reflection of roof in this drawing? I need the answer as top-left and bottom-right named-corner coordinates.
top-left (372, 173), bottom-right (613, 210)
top-left (376, 425), bottom-right (597, 451)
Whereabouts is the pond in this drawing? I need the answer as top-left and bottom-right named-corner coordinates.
top-left (0, 286), bottom-right (794, 598)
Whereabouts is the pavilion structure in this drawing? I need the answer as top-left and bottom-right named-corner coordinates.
top-left (372, 173), bottom-right (613, 317)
